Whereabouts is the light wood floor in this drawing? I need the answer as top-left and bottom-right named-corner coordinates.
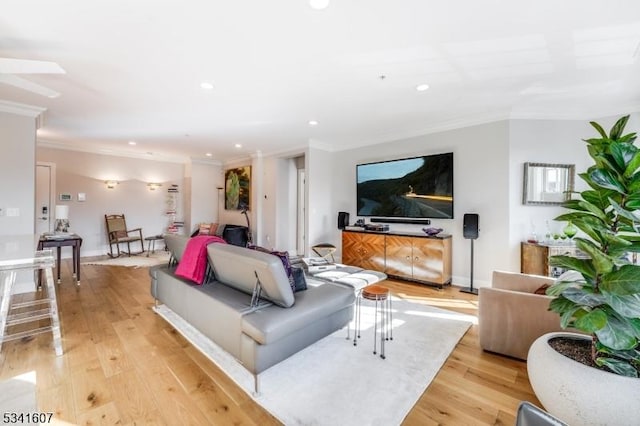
top-left (0, 260), bottom-right (540, 425)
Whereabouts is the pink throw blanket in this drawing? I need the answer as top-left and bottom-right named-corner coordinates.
top-left (175, 235), bottom-right (227, 284)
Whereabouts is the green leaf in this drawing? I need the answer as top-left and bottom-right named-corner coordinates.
top-left (590, 120), bottom-right (609, 139)
top-left (549, 256), bottom-right (595, 279)
top-left (547, 280), bottom-right (582, 297)
top-left (625, 192), bottom-right (640, 209)
top-left (576, 239), bottom-right (614, 275)
top-left (618, 132), bottom-right (637, 144)
top-left (560, 199), bottom-right (588, 212)
top-left (624, 150), bottom-right (640, 178)
top-left (579, 200), bottom-right (609, 221)
top-left (575, 308), bottom-right (608, 332)
top-left (595, 341), bottom-right (640, 361)
top-left (583, 189), bottom-right (619, 210)
top-left (562, 287), bottom-right (607, 307)
top-left (610, 115), bottom-right (630, 140)
top-left (611, 142), bottom-right (637, 170)
top-left (549, 296), bottom-right (576, 315)
top-left (601, 232), bottom-right (633, 255)
top-left (609, 198), bottom-right (640, 223)
top-left (629, 173), bottom-right (640, 193)
top-left (600, 265), bottom-right (640, 295)
top-left (604, 294), bottom-right (640, 318)
top-left (560, 306), bottom-right (582, 329)
top-left (595, 313), bottom-right (638, 350)
top-left (595, 357), bottom-right (639, 377)
top-left (589, 168), bottom-right (625, 193)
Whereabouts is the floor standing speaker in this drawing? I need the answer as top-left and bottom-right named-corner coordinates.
top-left (337, 211), bottom-right (350, 229)
top-left (463, 213), bottom-right (479, 239)
top-left (461, 213), bottom-right (479, 295)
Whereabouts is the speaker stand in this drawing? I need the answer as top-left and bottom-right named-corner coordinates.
top-left (460, 238), bottom-right (478, 295)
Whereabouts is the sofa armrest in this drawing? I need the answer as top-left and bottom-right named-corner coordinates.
top-left (478, 287), bottom-right (562, 360)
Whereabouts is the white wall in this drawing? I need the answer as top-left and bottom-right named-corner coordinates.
top-left (189, 161), bottom-right (223, 231)
top-left (507, 112), bottom-right (640, 271)
top-left (0, 110), bottom-right (38, 293)
top-left (37, 147), bottom-right (184, 257)
top-left (0, 111), bottom-right (36, 235)
top-left (306, 146), bottom-right (335, 257)
top-left (327, 121), bottom-right (510, 288)
top-left (508, 119), bottom-right (593, 271)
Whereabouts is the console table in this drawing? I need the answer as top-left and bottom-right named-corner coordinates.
top-left (38, 233), bottom-right (82, 285)
top-left (342, 230), bottom-right (452, 288)
top-left (521, 241), bottom-right (587, 277)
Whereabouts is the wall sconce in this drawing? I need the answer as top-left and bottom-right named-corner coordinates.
top-left (147, 183), bottom-right (162, 191)
top-left (105, 180), bottom-right (118, 189)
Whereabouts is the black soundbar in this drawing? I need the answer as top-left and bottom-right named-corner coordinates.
top-left (370, 217), bottom-right (431, 225)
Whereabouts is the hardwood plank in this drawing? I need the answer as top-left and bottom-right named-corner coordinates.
top-left (95, 336), bottom-right (133, 378)
top-left (70, 359), bottom-right (114, 414)
top-left (107, 369), bottom-right (158, 424)
top-left (37, 381), bottom-right (77, 425)
top-left (75, 401), bottom-right (122, 426)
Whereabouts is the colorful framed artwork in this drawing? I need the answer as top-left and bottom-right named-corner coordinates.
top-left (225, 166), bottom-right (251, 210)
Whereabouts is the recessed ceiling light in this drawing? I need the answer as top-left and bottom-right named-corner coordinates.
top-left (128, 140), bottom-right (137, 146)
top-left (416, 84), bottom-right (430, 92)
top-left (308, 120), bottom-right (319, 126)
top-left (205, 152), bottom-right (212, 157)
top-left (309, 0), bottom-right (330, 10)
top-left (200, 81), bottom-right (214, 90)
top-left (235, 143), bottom-right (242, 149)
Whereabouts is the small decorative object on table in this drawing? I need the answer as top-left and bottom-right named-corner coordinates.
top-left (422, 227), bottom-right (443, 236)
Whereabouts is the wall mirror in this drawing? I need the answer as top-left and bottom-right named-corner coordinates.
top-left (523, 162), bottom-right (575, 206)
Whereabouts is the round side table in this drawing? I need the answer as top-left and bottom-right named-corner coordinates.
top-left (353, 284), bottom-right (393, 359)
top-left (144, 235), bottom-right (164, 257)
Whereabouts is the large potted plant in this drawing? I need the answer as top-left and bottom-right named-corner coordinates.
top-left (527, 115), bottom-right (640, 425)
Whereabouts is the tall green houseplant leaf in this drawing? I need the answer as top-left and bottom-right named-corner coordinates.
top-left (549, 115), bottom-right (640, 377)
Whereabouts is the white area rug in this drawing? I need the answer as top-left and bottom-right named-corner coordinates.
top-left (82, 251), bottom-right (170, 268)
top-left (154, 296), bottom-right (474, 425)
top-left (0, 371), bottom-right (37, 413)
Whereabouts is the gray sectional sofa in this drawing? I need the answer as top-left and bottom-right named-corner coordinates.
top-left (149, 234), bottom-right (357, 393)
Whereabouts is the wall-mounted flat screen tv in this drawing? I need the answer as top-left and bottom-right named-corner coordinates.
top-left (356, 152), bottom-right (454, 219)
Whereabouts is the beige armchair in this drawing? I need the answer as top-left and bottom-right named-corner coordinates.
top-left (478, 270), bottom-right (563, 360)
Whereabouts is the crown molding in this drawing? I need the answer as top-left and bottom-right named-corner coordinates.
top-left (190, 157), bottom-right (223, 166)
top-left (0, 99), bottom-right (46, 118)
top-left (37, 139), bottom-right (190, 164)
top-left (509, 105), bottom-right (640, 121)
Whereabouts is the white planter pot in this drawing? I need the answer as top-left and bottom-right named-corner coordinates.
top-left (527, 332), bottom-right (640, 426)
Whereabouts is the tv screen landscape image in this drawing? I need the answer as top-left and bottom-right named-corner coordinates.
top-left (356, 152), bottom-right (454, 219)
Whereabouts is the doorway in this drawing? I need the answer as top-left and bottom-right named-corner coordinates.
top-left (297, 168), bottom-right (306, 256)
top-left (35, 162), bottom-right (56, 235)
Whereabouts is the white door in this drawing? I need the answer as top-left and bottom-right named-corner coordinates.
top-left (35, 163), bottom-right (55, 235)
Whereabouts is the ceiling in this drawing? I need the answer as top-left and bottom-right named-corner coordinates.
top-left (1, 1), bottom-right (639, 163)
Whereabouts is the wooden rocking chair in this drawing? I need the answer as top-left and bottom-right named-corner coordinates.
top-left (105, 214), bottom-right (145, 257)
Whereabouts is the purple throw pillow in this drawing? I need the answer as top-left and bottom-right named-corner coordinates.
top-left (248, 245), bottom-right (296, 291)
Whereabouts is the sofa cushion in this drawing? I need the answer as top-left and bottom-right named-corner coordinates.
top-left (242, 283), bottom-right (354, 344)
top-left (207, 243), bottom-right (295, 308)
top-left (163, 233), bottom-right (189, 263)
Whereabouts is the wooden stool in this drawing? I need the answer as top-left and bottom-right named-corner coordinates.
top-left (353, 284), bottom-right (393, 359)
